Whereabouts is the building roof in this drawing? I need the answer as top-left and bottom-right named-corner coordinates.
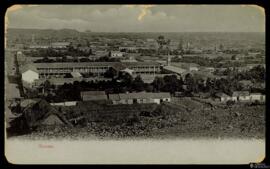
top-left (171, 62), bottom-right (199, 69)
top-left (232, 91), bottom-right (250, 97)
top-left (250, 93), bottom-right (262, 96)
top-left (51, 42), bottom-right (70, 46)
top-left (120, 68), bottom-right (134, 75)
top-left (70, 71), bottom-right (82, 78)
top-left (20, 99), bottom-right (40, 108)
top-left (20, 64), bottom-right (39, 73)
top-left (215, 92), bottom-right (230, 98)
top-left (163, 65), bottom-right (187, 74)
top-left (33, 62), bottom-right (160, 69)
top-left (80, 91), bottom-right (107, 101)
top-left (120, 59), bottom-right (138, 63)
top-left (111, 51), bottom-right (123, 54)
top-left (109, 92), bottom-right (171, 101)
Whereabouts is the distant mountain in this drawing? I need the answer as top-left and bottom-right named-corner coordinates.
top-left (6, 28), bottom-right (264, 50)
top-left (6, 28), bottom-right (82, 40)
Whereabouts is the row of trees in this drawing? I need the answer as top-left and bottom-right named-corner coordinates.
top-left (26, 67), bottom-right (265, 102)
top-left (36, 72), bottom-right (252, 102)
top-left (28, 47), bottom-right (92, 58)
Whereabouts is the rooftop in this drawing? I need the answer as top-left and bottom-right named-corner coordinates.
top-left (232, 91), bottom-right (250, 97)
top-left (109, 92), bottom-right (171, 100)
top-left (163, 65), bottom-right (187, 74)
top-left (32, 61), bottom-right (160, 70)
top-left (51, 42), bottom-right (70, 46)
top-left (70, 71), bottom-right (82, 78)
top-left (80, 91), bottom-right (107, 101)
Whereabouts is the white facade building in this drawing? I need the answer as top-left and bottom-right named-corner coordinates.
top-left (22, 69), bottom-right (39, 84)
top-left (110, 51), bottom-right (124, 58)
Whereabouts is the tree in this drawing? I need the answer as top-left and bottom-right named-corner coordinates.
top-left (178, 39), bottom-right (184, 51)
top-left (162, 75), bottom-right (179, 94)
top-left (157, 35), bottom-right (171, 55)
top-left (132, 75), bottom-right (145, 92)
top-left (119, 73), bottom-right (133, 88)
top-left (152, 77), bottom-right (165, 92)
top-left (42, 80), bottom-right (51, 95)
top-left (185, 73), bottom-right (196, 93)
top-left (104, 67), bottom-right (117, 78)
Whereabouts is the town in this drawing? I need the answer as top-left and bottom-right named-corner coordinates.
top-left (5, 28), bottom-right (265, 139)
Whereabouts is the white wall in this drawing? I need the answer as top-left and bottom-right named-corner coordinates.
top-left (231, 97), bottom-right (238, 101)
top-left (50, 101), bottom-right (77, 106)
top-left (22, 70), bottom-right (39, 84)
top-left (238, 96), bottom-right (251, 101)
top-left (250, 94), bottom-right (261, 101)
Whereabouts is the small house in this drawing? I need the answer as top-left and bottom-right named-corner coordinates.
top-left (21, 64), bottom-right (39, 88)
top-left (110, 51), bottom-right (124, 58)
top-left (250, 93), bottom-right (265, 102)
top-left (232, 91), bottom-right (250, 102)
top-left (109, 92), bottom-right (171, 105)
top-left (215, 92), bottom-right (231, 102)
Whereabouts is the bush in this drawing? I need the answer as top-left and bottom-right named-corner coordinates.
top-left (226, 100), bottom-right (235, 106)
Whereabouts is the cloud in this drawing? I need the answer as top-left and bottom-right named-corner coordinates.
top-left (138, 5), bottom-right (155, 21)
top-left (6, 5), bottom-right (265, 32)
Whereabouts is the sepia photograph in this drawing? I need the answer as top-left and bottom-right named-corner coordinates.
top-left (4, 4), bottom-right (266, 164)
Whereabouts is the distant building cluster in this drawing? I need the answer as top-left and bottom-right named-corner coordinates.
top-left (215, 91), bottom-right (265, 103)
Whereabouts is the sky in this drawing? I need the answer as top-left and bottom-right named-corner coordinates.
top-left (6, 5), bottom-right (265, 32)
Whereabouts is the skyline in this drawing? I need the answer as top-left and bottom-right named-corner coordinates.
top-left (6, 5), bottom-right (265, 33)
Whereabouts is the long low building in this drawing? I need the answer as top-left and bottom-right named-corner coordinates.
top-left (215, 91), bottom-right (265, 103)
top-left (20, 62), bottom-right (161, 82)
top-left (109, 92), bottom-right (171, 105)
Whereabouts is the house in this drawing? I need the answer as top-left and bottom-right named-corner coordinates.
top-left (20, 99), bottom-right (39, 108)
top-left (21, 64), bottom-right (39, 87)
top-left (22, 62), bottom-right (161, 80)
top-left (120, 68), bottom-right (134, 76)
top-left (41, 114), bottom-right (65, 125)
top-left (214, 92), bottom-right (231, 102)
top-left (119, 46), bottom-right (137, 52)
top-left (109, 92), bottom-right (171, 105)
top-left (80, 91), bottom-right (107, 101)
top-left (250, 93), bottom-right (265, 102)
top-left (163, 65), bottom-right (187, 75)
top-left (50, 101), bottom-right (77, 106)
top-left (110, 51), bottom-right (124, 58)
top-left (232, 91), bottom-right (250, 102)
top-left (171, 62), bottom-right (199, 71)
top-left (29, 45), bottom-right (50, 49)
top-left (94, 50), bottom-right (109, 57)
top-left (77, 46), bottom-right (91, 53)
top-left (23, 99), bottom-right (71, 128)
top-left (70, 71), bottom-right (83, 78)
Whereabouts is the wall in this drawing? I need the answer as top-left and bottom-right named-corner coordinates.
top-left (22, 70), bottom-right (39, 83)
top-left (238, 96), bottom-right (251, 102)
top-left (50, 101), bottom-right (77, 106)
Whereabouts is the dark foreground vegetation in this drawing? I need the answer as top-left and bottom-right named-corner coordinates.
top-left (7, 98), bottom-right (265, 140)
